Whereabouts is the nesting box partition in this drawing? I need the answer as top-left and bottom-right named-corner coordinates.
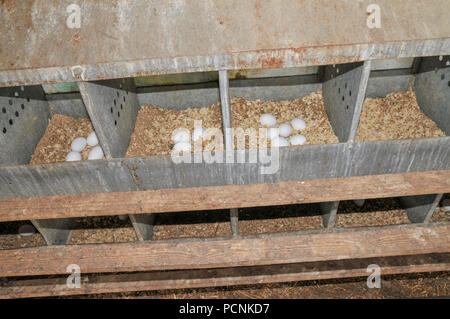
top-left (0, 86), bottom-right (76, 244)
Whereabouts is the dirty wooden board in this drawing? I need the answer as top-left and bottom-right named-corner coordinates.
top-left (0, 223), bottom-right (448, 277)
top-left (1, 0), bottom-right (450, 86)
top-left (1, 253), bottom-right (448, 298)
top-left (0, 170), bottom-right (448, 222)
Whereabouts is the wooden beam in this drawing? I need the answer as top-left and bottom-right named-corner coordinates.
top-left (0, 170), bottom-right (449, 222)
top-left (1, 253), bottom-right (448, 299)
top-left (0, 224), bottom-right (448, 278)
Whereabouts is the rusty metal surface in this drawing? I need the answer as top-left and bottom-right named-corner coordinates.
top-left (1, 0), bottom-right (450, 87)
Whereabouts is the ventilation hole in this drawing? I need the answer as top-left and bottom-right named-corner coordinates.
top-left (1, 107), bottom-right (5, 113)
top-left (349, 90), bottom-right (352, 96)
top-left (126, 91), bottom-right (129, 95)
top-left (338, 88), bottom-right (341, 94)
top-left (26, 97), bottom-right (30, 102)
top-left (441, 74), bottom-right (445, 80)
top-left (116, 92), bottom-right (119, 97)
top-left (21, 104), bottom-right (25, 110)
top-left (123, 96), bottom-right (126, 102)
top-left (8, 100), bottom-right (12, 105)
top-left (346, 104), bottom-right (349, 109)
top-left (342, 96), bottom-right (345, 101)
top-left (15, 111), bottom-right (19, 117)
top-left (120, 104), bottom-right (123, 110)
top-left (117, 111), bottom-right (120, 117)
top-left (448, 80), bottom-right (450, 87)
top-left (345, 83), bottom-right (347, 89)
top-left (2, 127), bottom-right (6, 134)
top-left (9, 119), bottom-right (13, 125)
top-left (110, 107), bottom-right (113, 114)
top-left (114, 99), bottom-right (116, 106)
top-left (114, 120), bottom-right (117, 126)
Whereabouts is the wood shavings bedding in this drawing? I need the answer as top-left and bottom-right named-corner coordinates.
top-left (356, 89), bottom-right (445, 142)
top-left (30, 114), bottom-right (95, 164)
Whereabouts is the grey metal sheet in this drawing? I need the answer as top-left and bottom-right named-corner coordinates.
top-left (0, 160), bottom-right (138, 199)
top-left (366, 74), bottom-right (414, 98)
top-left (1, 137), bottom-right (448, 200)
top-left (322, 62), bottom-right (371, 143)
top-left (78, 79), bottom-right (139, 158)
top-left (0, 86), bottom-right (50, 166)
top-left (414, 55), bottom-right (450, 135)
top-left (399, 194), bottom-right (443, 224)
top-left (136, 75), bottom-right (321, 109)
top-left (46, 93), bottom-right (88, 119)
top-left (1, 1), bottom-right (450, 87)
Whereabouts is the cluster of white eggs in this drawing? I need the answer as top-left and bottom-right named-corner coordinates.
top-left (260, 114), bottom-right (307, 147)
top-left (171, 127), bottom-right (206, 152)
top-left (66, 131), bottom-right (104, 162)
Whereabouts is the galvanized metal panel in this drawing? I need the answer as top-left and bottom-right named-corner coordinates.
top-left (0, 160), bottom-right (138, 199)
top-left (46, 93), bottom-right (88, 119)
top-left (2, 137), bottom-right (448, 200)
top-left (78, 79), bottom-right (139, 158)
top-left (1, 1), bottom-right (450, 87)
top-left (414, 55), bottom-right (450, 135)
top-left (322, 62), bottom-right (371, 142)
top-left (0, 86), bottom-right (49, 166)
top-left (366, 74), bottom-right (414, 98)
top-left (399, 194), bottom-right (443, 224)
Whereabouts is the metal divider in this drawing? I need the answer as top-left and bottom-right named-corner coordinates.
top-left (0, 85), bottom-right (76, 245)
top-left (219, 70), bottom-right (240, 237)
top-left (78, 79), bottom-right (154, 241)
top-left (320, 61), bottom-right (372, 227)
top-left (398, 55), bottom-right (450, 223)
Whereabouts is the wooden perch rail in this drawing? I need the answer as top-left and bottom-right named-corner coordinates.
top-left (0, 170), bottom-right (449, 222)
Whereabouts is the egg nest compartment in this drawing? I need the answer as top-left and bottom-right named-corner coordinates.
top-left (230, 90), bottom-right (338, 149)
top-left (30, 114), bottom-right (96, 164)
top-left (355, 89), bottom-right (446, 142)
top-left (126, 102), bottom-right (224, 157)
top-left (126, 90), bottom-right (338, 157)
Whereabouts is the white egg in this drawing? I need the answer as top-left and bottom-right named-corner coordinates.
top-left (271, 136), bottom-right (289, 148)
top-left (88, 146), bottom-right (104, 160)
top-left (66, 151), bottom-right (82, 162)
top-left (278, 123), bottom-right (292, 137)
top-left (260, 113), bottom-right (276, 127)
top-left (18, 224), bottom-right (36, 237)
top-left (266, 127), bottom-right (279, 140)
top-left (172, 129), bottom-right (191, 144)
top-left (291, 118), bottom-right (306, 130)
top-left (192, 127), bottom-right (205, 142)
top-left (353, 199), bottom-right (365, 207)
top-left (71, 137), bottom-right (87, 152)
top-left (87, 131), bottom-right (99, 146)
top-left (290, 134), bottom-right (306, 146)
top-left (442, 198), bottom-right (450, 211)
top-left (172, 142), bottom-right (192, 152)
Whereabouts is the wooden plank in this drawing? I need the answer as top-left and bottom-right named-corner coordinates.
top-left (0, 170), bottom-right (449, 222)
top-left (1, 253), bottom-right (448, 299)
top-left (0, 224), bottom-right (448, 278)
